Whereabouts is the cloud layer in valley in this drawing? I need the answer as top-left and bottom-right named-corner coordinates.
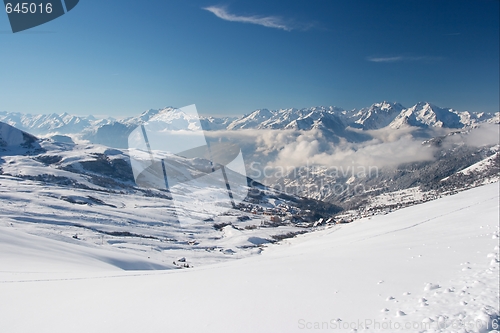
top-left (206, 128), bottom-right (438, 181)
top-left (443, 123), bottom-right (500, 147)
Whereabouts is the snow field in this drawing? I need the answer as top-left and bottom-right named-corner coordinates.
top-left (0, 183), bottom-right (498, 332)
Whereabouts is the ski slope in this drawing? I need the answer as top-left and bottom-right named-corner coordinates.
top-left (0, 183), bottom-right (498, 333)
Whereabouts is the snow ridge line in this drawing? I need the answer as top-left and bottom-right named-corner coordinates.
top-left (351, 195), bottom-right (499, 244)
top-left (0, 270), bottom-right (173, 284)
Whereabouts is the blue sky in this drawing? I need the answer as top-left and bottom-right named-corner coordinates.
top-left (0, 0), bottom-right (498, 117)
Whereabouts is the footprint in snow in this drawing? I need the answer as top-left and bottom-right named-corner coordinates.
top-left (395, 310), bottom-right (406, 317)
top-left (386, 296), bottom-right (395, 301)
top-left (250, 248), bottom-right (262, 255)
top-left (402, 292), bottom-right (411, 296)
top-left (437, 316), bottom-right (447, 322)
top-left (222, 249), bottom-right (235, 255)
top-left (424, 283), bottom-right (440, 291)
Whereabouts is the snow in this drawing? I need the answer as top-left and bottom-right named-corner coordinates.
top-left (0, 182), bottom-right (498, 333)
top-left (2, 102), bottom-right (497, 141)
top-left (368, 187), bottom-right (427, 207)
top-left (458, 151), bottom-right (499, 176)
top-left (0, 163), bottom-right (308, 269)
top-left (389, 102), bottom-right (464, 129)
top-left (0, 122), bottom-right (28, 146)
top-left (440, 146), bottom-right (499, 183)
top-left (354, 101), bottom-right (404, 130)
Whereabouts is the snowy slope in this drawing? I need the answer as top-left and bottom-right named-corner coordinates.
top-left (0, 132), bottom-right (341, 270)
top-left (457, 149), bottom-right (499, 177)
top-left (0, 121), bottom-right (37, 147)
top-left (0, 170), bottom-right (332, 270)
top-left (0, 183), bottom-right (498, 333)
top-left (460, 152), bottom-right (498, 175)
top-left (437, 145), bottom-right (500, 185)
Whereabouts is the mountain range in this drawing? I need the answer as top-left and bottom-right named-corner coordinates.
top-left (1, 102), bottom-right (499, 211)
top-left (1, 102), bottom-right (498, 149)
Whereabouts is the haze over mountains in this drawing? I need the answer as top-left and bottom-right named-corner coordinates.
top-left (1, 101), bottom-right (498, 209)
top-left (1, 101), bottom-right (498, 149)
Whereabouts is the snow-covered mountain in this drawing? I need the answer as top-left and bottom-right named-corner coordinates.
top-left (389, 102), bottom-right (463, 129)
top-left (352, 101), bottom-right (405, 129)
top-left (225, 106), bottom-right (348, 131)
top-left (2, 101), bottom-right (498, 207)
top-left (2, 102), bottom-right (497, 147)
top-left (227, 108), bottom-right (275, 130)
top-left (225, 102), bottom-right (495, 131)
top-left (200, 116), bottom-right (239, 131)
top-left (0, 110), bottom-right (112, 136)
top-left (90, 102), bottom-right (493, 147)
top-left (0, 121), bottom-right (38, 148)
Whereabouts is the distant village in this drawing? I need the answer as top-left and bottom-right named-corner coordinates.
top-left (236, 198), bottom-right (342, 228)
top-left (236, 188), bottom-right (448, 229)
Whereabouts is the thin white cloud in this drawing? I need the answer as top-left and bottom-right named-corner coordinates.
top-left (203, 5), bottom-right (292, 31)
top-left (367, 56), bottom-right (404, 63)
top-left (367, 56), bottom-right (443, 63)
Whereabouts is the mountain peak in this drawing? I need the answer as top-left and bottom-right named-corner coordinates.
top-left (389, 102), bottom-right (463, 129)
top-left (413, 101), bottom-right (436, 109)
top-left (353, 101), bottom-right (405, 129)
top-left (250, 108), bottom-right (274, 118)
